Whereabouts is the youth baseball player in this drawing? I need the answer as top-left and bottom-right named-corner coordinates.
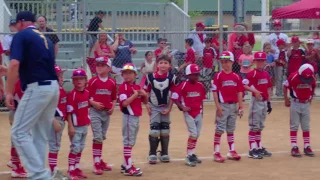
top-left (283, 64), bottom-right (316, 157)
top-left (88, 57), bottom-right (116, 174)
top-left (211, 51), bottom-right (244, 163)
top-left (118, 63), bottom-right (148, 176)
top-left (144, 55), bottom-right (178, 164)
top-left (5, 11), bottom-right (59, 180)
top-left (242, 52), bottom-right (273, 159)
top-left (48, 65), bottom-right (68, 179)
top-left (171, 64), bottom-right (206, 167)
top-left (67, 68), bottom-right (90, 180)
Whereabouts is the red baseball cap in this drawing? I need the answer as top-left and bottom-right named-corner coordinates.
top-left (254, 51), bottom-right (267, 60)
top-left (196, 22), bottom-right (205, 28)
top-left (298, 64), bottom-right (314, 84)
top-left (54, 65), bottom-right (65, 73)
top-left (72, 68), bottom-right (87, 78)
top-left (220, 51), bottom-right (235, 62)
top-left (291, 36), bottom-right (300, 43)
top-left (95, 56), bottom-right (111, 67)
top-left (185, 64), bottom-right (200, 75)
top-left (276, 39), bottom-right (286, 46)
top-left (273, 20), bottom-right (282, 26)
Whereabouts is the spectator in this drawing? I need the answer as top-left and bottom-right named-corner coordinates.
top-left (211, 31), bottom-right (227, 58)
top-left (188, 22), bottom-right (206, 57)
top-left (37, 16), bottom-right (60, 59)
top-left (241, 23), bottom-right (255, 48)
top-left (305, 39), bottom-right (319, 75)
top-left (267, 20), bottom-right (289, 55)
top-left (2, 20), bottom-right (17, 65)
top-left (154, 38), bottom-right (172, 62)
top-left (178, 38), bottom-right (195, 72)
top-left (287, 36), bottom-right (305, 76)
top-left (202, 37), bottom-right (217, 77)
top-left (228, 24), bottom-right (242, 52)
top-left (238, 44), bottom-right (254, 79)
top-left (139, 51), bottom-right (156, 87)
top-left (264, 42), bottom-right (275, 97)
top-left (87, 10), bottom-right (105, 57)
top-left (87, 31), bottom-right (115, 75)
top-left (274, 39), bottom-right (287, 97)
top-left (111, 33), bottom-right (137, 86)
top-left (232, 25), bottom-right (249, 73)
top-left (311, 26), bottom-right (320, 50)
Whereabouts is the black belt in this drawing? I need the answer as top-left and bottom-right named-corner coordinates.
top-left (38, 81), bottom-right (52, 86)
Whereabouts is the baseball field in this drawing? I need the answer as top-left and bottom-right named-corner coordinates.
top-left (0, 101), bottom-right (319, 180)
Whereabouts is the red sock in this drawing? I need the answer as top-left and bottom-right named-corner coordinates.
top-left (303, 131), bottom-right (310, 148)
top-left (68, 153), bottom-right (76, 171)
top-left (213, 133), bottom-right (221, 153)
top-left (11, 147), bottom-right (20, 169)
top-left (248, 131), bottom-right (257, 150)
top-left (255, 131), bottom-right (262, 149)
top-left (75, 153), bottom-right (82, 169)
top-left (290, 131), bottom-right (297, 148)
top-left (92, 143), bottom-right (103, 163)
top-left (48, 152), bottom-right (58, 172)
top-left (227, 133), bottom-right (235, 151)
top-left (187, 138), bottom-right (197, 156)
top-left (123, 146), bottom-right (132, 169)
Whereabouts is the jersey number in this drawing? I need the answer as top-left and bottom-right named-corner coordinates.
top-left (32, 29), bottom-right (49, 49)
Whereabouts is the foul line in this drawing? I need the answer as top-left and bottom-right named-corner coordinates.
top-left (0, 149), bottom-right (319, 175)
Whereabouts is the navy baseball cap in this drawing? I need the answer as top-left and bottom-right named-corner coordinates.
top-left (16, 11), bottom-right (36, 22)
top-left (9, 19), bottom-right (16, 25)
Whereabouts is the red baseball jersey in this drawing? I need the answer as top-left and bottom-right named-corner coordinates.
top-left (67, 89), bottom-right (90, 126)
top-left (88, 76), bottom-right (117, 109)
top-left (154, 48), bottom-right (162, 62)
top-left (185, 48), bottom-right (196, 64)
top-left (288, 49), bottom-right (305, 75)
top-left (233, 35), bottom-right (248, 61)
top-left (212, 71), bottom-right (244, 103)
top-left (284, 72), bottom-right (316, 100)
top-left (171, 80), bottom-right (206, 118)
top-left (243, 69), bottom-right (272, 100)
top-left (56, 86), bottom-right (67, 119)
top-left (118, 82), bottom-right (143, 116)
top-left (203, 47), bottom-right (216, 68)
top-left (276, 50), bottom-right (287, 67)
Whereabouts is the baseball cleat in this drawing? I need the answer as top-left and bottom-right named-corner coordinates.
top-left (304, 146), bottom-right (315, 157)
top-left (213, 152), bottom-right (225, 163)
top-left (100, 160), bottom-right (112, 171)
top-left (148, 154), bottom-right (157, 164)
top-left (74, 168), bottom-right (88, 179)
top-left (192, 154), bottom-right (202, 163)
top-left (68, 170), bottom-right (79, 180)
top-left (227, 151), bottom-right (241, 161)
top-left (92, 163), bottom-right (103, 175)
top-left (248, 149), bottom-right (263, 159)
top-left (159, 154), bottom-right (170, 163)
top-left (291, 146), bottom-right (302, 157)
top-left (185, 155), bottom-right (196, 167)
top-left (258, 147), bottom-right (272, 157)
top-left (120, 165), bottom-right (141, 174)
top-left (123, 166), bottom-right (143, 176)
top-left (52, 169), bottom-right (68, 180)
top-left (11, 165), bottom-right (28, 178)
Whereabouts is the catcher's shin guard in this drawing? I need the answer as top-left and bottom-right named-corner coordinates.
top-left (149, 135), bottom-right (160, 155)
top-left (160, 136), bottom-right (170, 155)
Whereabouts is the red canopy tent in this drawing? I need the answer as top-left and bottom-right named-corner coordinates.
top-left (272, 0), bottom-right (320, 19)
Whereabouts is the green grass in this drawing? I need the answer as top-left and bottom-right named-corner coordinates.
top-left (253, 40), bottom-right (262, 52)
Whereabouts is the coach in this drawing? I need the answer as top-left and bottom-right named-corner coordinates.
top-left (5, 11), bottom-right (59, 180)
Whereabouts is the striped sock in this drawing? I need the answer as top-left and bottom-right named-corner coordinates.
top-left (290, 131), bottom-right (297, 148)
top-left (255, 131), bottom-right (262, 149)
top-left (248, 131), bottom-right (257, 150)
top-left (75, 153), bottom-right (82, 169)
top-left (68, 153), bottom-right (76, 171)
top-left (303, 131), bottom-right (310, 148)
top-left (92, 143), bottom-right (102, 163)
top-left (227, 133), bottom-right (235, 151)
top-left (213, 133), bottom-right (221, 153)
top-left (187, 138), bottom-right (197, 156)
top-left (11, 147), bottom-right (20, 170)
top-left (123, 146), bottom-right (132, 169)
top-left (48, 152), bottom-right (58, 173)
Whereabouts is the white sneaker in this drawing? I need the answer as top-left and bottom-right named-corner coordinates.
top-left (7, 160), bottom-right (16, 169)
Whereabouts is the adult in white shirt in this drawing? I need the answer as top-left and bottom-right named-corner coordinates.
top-left (267, 20), bottom-right (289, 55)
top-left (2, 20), bottom-right (17, 65)
top-left (188, 22), bottom-right (206, 57)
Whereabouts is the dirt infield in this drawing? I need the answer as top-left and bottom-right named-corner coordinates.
top-left (0, 101), bottom-right (320, 180)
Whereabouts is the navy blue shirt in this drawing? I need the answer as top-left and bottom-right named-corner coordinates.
top-left (10, 26), bottom-right (57, 90)
top-left (112, 41), bottom-right (133, 68)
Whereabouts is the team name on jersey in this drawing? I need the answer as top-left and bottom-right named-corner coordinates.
top-left (222, 80), bottom-right (237, 87)
top-left (78, 101), bottom-right (88, 109)
top-left (297, 84), bottom-right (311, 89)
top-left (60, 97), bottom-right (67, 104)
top-left (258, 79), bottom-right (268, 85)
top-left (96, 89), bottom-right (112, 95)
top-left (187, 92), bottom-right (200, 97)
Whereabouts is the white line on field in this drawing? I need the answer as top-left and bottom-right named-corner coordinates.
top-left (0, 149), bottom-right (319, 175)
